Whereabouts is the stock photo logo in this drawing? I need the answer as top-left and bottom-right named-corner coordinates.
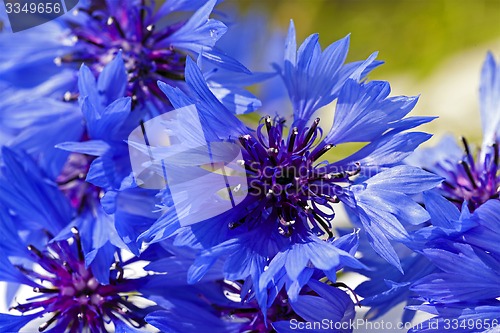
top-left (128, 105), bottom-right (249, 227)
top-left (2, 0), bottom-right (78, 32)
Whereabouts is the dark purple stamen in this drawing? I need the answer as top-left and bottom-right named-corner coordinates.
top-left (311, 143), bottom-right (334, 161)
top-left (288, 127), bottom-right (298, 153)
top-left (461, 136), bottom-right (475, 171)
top-left (493, 142), bottom-right (499, 167)
top-left (107, 17), bottom-right (126, 39)
top-left (459, 160), bottom-right (478, 189)
top-left (38, 311), bottom-right (60, 332)
top-left (301, 118), bottom-right (320, 150)
top-left (71, 227), bottom-right (84, 261)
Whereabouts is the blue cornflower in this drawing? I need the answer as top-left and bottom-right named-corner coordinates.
top-left (0, 1), bottom-right (267, 190)
top-left (351, 185), bottom-right (492, 325)
top-left (0, 0), bottom-right (259, 185)
top-left (349, 53), bottom-right (500, 325)
top-left (409, 53), bottom-right (500, 211)
top-left (0, 0), bottom-right (246, 107)
top-left (0, 217), bottom-right (163, 332)
top-left (2, 229), bottom-right (148, 332)
top-left (350, 190), bottom-right (477, 323)
top-left (354, 186), bottom-right (496, 325)
top-left (407, 200), bottom-right (500, 332)
top-left (135, 21), bottom-right (441, 311)
top-left (0, 223), bottom-right (211, 333)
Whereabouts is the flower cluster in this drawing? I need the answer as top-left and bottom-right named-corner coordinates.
top-left (0, 0), bottom-right (497, 332)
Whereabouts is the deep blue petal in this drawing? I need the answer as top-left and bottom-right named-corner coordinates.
top-left (0, 147), bottom-right (73, 234)
top-left (97, 52), bottom-right (127, 105)
top-left (0, 313), bottom-right (40, 333)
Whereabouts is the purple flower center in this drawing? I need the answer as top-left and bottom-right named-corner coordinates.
top-left (58, 1), bottom-right (186, 105)
top-left (11, 229), bottom-right (143, 332)
top-left (440, 137), bottom-right (499, 211)
top-left (56, 153), bottom-right (101, 210)
top-left (235, 116), bottom-right (360, 238)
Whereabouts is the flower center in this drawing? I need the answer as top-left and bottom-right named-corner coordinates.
top-left (440, 137), bottom-right (499, 211)
top-left (11, 228), bottom-right (142, 332)
top-left (234, 117), bottom-right (360, 238)
top-left (57, 2), bottom-right (186, 105)
top-left (56, 153), bottom-right (101, 210)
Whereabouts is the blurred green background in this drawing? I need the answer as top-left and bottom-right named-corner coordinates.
top-left (229, 0), bottom-right (500, 144)
top-left (235, 0), bottom-right (500, 77)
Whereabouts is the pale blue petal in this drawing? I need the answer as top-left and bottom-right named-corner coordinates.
top-left (479, 52), bottom-right (500, 144)
top-left (55, 140), bottom-right (111, 156)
